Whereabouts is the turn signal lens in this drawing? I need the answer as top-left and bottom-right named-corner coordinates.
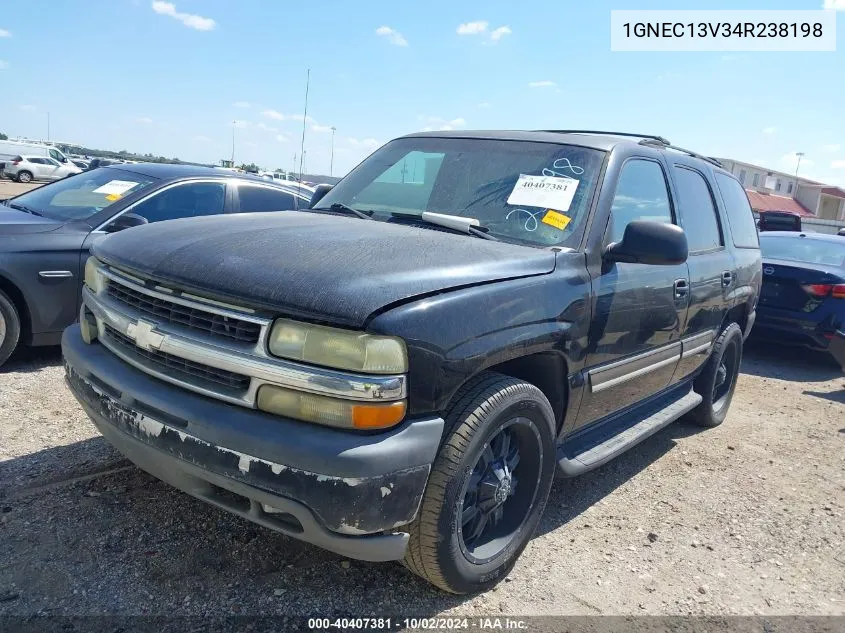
top-left (268, 318), bottom-right (407, 374)
top-left (256, 384), bottom-right (406, 430)
top-left (832, 284), bottom-right (845, 299)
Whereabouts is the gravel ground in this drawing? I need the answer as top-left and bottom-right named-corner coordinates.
top-left (0, 340), bottom-right (843, 618)
top-left (0, 180), bottom-right (43, 198)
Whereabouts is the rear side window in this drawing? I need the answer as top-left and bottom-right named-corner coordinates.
top-left (715, 173), bottom-right (759, 248)
top-left (608, 159), bottom-right (673, 242)
top-left (131, 182), bottom-right (226, 223)
top-left (238, 186), bottom-right (299, 212)
top-left (672, 166), bottom-right (722, 252)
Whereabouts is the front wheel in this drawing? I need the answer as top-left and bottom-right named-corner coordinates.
top-left (689, 322), bottom-right (743, 427)
top-left (404, 372), bottom-right (556, 594)
top-left (16, 171), bottom-right (33, 183)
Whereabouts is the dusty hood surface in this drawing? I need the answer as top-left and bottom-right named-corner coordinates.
top-left (94, 211), bottom-right (556, 327)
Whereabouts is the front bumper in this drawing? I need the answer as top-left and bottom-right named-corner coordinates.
top-left (62, 325), bottom-right (444, 562)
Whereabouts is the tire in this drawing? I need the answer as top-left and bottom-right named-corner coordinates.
top-left (689, 322), bottom-right (743, 428)
top-left (404, 372), bottom-right (557, 594)
top-left (16, 171), bottom-right (33, 184)
top-left (0, 289), bottom-right (22, 368)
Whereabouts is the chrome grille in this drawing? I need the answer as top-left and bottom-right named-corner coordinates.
top-left (106, 280), bottom-right (261, 344)
top-left (104, 324), bottom-right (251, 392)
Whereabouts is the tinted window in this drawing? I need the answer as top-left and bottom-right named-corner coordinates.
top-left (760, 236), bottom-right (845, 267)
top-left (316, 137), bottom-right (606, 248)
top-left (608, 159), bottom-right (673, 242)
top-left (715, 173), bottom-right (759, 248)
top-left (238, 186), bottom-right (298, 212)
top-left (672, 167), bottom-right (722, 252)
top-left (49, 149), bottom-right (63, 161)
top-left (130, 182), bottom-right (226, 223)
top-left (28, 158), bottom-right (45, 164)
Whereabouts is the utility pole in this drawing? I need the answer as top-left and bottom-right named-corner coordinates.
top-left (795, 152), bottom-right (805, 177)
top-left (47, 112), bottom-right (50, 142)
top-left (298, 69), bottom-right (310, 183)
top-left (330, 126), bottom-right (336, 177)
top-left (231, 120), bottom-right (236, 166)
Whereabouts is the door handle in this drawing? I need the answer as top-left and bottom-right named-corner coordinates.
top-left (721, 271), bottom-right (734, 287)
top-left (674, 278), bottom-right (689, 299)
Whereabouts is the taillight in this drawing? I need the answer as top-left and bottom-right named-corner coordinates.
top-left (803, 284), bottom-right (845, 298)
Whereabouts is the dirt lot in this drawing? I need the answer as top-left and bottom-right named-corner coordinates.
top-left (0, 180), bottom-right (42, 198)
top-left (0, 338), bottom-right (843, 618)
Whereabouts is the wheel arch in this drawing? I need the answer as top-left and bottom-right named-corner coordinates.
top-left (722, 302), bottom-right (749, 335)
top-left (445, 351), bottom-right (569, 434)
top-left (0, 274), bottom-right (32, 343)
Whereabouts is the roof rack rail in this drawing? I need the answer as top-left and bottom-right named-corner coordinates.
top-left (540, 130), bottom-right (672, 145)
top-left (638, 138), bottom-right (723, 168)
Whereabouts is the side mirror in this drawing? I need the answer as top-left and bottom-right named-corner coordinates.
top-left (309, 183), bottom-right (334, 208)
top-left (104, 212), bottom-right (148, 233)
top-left (604, 220), bottom-right (688, 266)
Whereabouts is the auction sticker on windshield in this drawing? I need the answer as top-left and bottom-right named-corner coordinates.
top-left (507, 174), bottom-right (579, 212)
top-left (92, 180), bottom-right (141, 196)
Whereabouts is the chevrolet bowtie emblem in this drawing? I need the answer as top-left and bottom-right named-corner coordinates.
top-left (126, 319), bottom-right (164, 351)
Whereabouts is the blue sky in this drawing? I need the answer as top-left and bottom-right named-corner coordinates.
top-left (1, 0), bottom-right (843, 183)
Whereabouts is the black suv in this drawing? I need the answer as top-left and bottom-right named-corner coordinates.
top-left (62, 131), bottom-right (762, 594)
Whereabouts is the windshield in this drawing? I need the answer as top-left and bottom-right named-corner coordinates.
top-left (760, 235), bottom-right (845, 267)
top-left (317, 137), bottom-right (605, 248)
top-left (5, 168), bottom-right (157, 221)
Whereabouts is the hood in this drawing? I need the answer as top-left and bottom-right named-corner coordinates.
top-left (0, 205), bottom-right (64, 235)
top-left (94, 211), bottom-right (556, 327)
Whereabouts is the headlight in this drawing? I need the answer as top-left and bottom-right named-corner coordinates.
top-left (84, 257), bottom-right (103, 292)
top-left (257, 384), bottom-right (406, 430)
top-left (267, 318), bottom-right (407, 374)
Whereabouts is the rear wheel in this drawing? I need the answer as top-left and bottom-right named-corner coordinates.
top-left (0, 289), bottom-right (21, 368)
top-left (404, 372), bottom-right (556, 594)
top-left (689, 322), bottom-right (743, 427)
top-left (16, 171), bottom-right (33, 183)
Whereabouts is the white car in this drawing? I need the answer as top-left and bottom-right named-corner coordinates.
top-left (2, 155), bottom-right (82, 183)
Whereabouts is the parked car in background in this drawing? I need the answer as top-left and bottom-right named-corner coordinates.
top-left (63, 130), bottom-right (760, 594)
top-left (837, 227), bottom-right (845, 237)
top-left (0, 163), bottom-right (311, 366)
top-left (71, 159), bottom-right (90, 170)
top-left (2, 155), bottom-right (83, 183)
top-left (86, 158), bottom-right (124, 170)
top-left (757, 210), bottom-right (802, 232)
top-left (0, 140), bottom-right (74, 176)
top-left (754, 232), bottom-right (845, 359)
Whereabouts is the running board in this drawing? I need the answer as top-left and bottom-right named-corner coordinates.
top-left (557, 389), bottom-right (702, 477)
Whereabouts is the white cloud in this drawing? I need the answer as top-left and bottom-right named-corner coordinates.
top-left (449, 117), bottom-right (466, 127)
top-left (822, 144), bottom-right (841, 152)
top-left (457, 21), bottom-right (488, 35)
top-left (256, 121), bottom-right (278, 132)
top-left (151, 1), bottom-right (215, 31)
top-left (832, 160), bottom-right (845, 169)
top-left (136, 117), bottom-right (153, 124)
top-left (0, 61), bottom-right (8, 70)
top-left (762, 126), bottom-right (776, 135)
top-left (233, 101), bottom-right (250, 108)
top-left (194, 135), bottom-right (211, 142)
top-left (528, 80), bottom-right (556, 88)
top-left (780, 152), bottom-right (814, 171)
top-left (288, 114), bottom-right (315, 124)
top-left (348, 138), bottom-right (380, 148)
top-left (19, 104), bottom-right (36, 111)
top-left (822, 0), bottom-right (845, 9)
top-left (419, 116), bottom-right (467, 131)
top-left (312, 124), bottom-right (333, 133)
top-left (0, 28), bottom-right (10, 37)
top-left (262, 109), bottom-right (285, 120)
top-left (376, 26), bottom-right (408, 47)
top-left (477, 102), bottom-right (491, 109)
top-left (490, 26), bottom-right (511, 41)
top-left (276, 134), bottom-right (289, 142)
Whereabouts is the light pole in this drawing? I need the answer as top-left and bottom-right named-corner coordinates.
top-left (795, 152), bottom-right (805, 177)
top-left (330, 126), bottom-right (336, 177)
top-left (46, 112), bottom-right (50, 142)
top-left (231, 120), bottom-right (236, 166)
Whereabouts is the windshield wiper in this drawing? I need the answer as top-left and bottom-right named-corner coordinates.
top-left (312, 203), bottom-right (374, 220)
top-left (9, 203), bottom-right (43, 217)
top-left (392, 211), bottom-right (499, 241)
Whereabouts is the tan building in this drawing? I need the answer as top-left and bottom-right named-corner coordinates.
top-left (717, 158), bottom-right (845, 221)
